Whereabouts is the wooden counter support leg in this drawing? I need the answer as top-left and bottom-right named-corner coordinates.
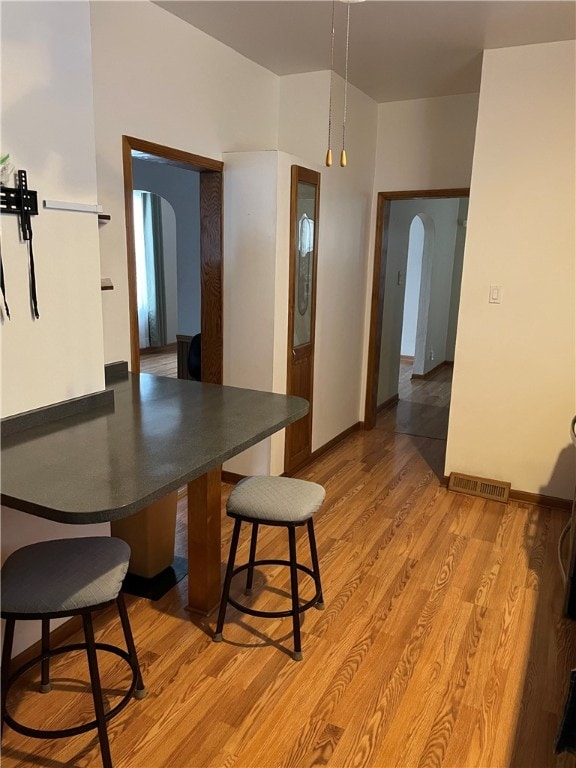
top-left (186, 467), bottom-right (222, 614)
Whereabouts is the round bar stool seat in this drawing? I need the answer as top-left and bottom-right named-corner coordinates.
top-left (213, 476), bottom-right (326, 660)
top-left (1, 537), bottom-right (146, 768)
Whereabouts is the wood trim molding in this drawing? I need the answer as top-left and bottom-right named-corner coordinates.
top-left (378, 188), bottom-right (470, 201)
top-left (124, 135), bottom-right (223, 173)
top-left (411, 360), bottom-right (453, 380)
top-left (8, 616), bottom-right (83, 671)
top-left (285, 422), bottom-right (363, 477)
top-left (122, 136), bottom-right (140, 374)
top-left (224, 423), bottom-right (363, 483)
top-left (200, 171), bottom-right (223, 385)
top-left (284, 164), bottom-right (321, 473)
top-left (377, 393), bottom-right (399, 413)
top-left (140, 342), bottom-right (177, 356)
top-left (508, 490), bottom-right (572, 511)
top-left (221, 471), bottom-right (245, 485)
top-left (122, 135), bottom-right (223, 384)
top-left (364, 192), bottom-right (388, 431)
top-left (442, 474), bottom-right (572, 511)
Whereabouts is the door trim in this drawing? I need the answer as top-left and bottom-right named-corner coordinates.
top-left (364, 188), bottom-right (470, 430)
top-left (122, 135), bottom-right (224, 383)
top-left (285, 165), bottom-right (321, 473)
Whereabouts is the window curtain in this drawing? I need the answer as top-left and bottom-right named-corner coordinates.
top-left (142, 192), bottom-right (167, 348)
top-left (134, 192), bottom-right (150, 348)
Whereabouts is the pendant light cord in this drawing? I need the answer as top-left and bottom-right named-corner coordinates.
top-left (326, 0), bottom-right (336, 166)
top-left (341, 0), bottom-right (351, 167)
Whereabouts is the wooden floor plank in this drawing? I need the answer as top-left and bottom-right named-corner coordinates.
top-left (3, 366), bottom-right (575, 768)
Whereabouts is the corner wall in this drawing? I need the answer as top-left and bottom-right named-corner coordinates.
top-left (446, 41), bottom-right (576, 498)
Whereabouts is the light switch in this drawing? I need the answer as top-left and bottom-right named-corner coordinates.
top-left (489, 285), bottom-right (502, 304)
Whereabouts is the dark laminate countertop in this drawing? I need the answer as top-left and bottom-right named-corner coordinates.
top-left (0, 374), bottom-right (308, 524)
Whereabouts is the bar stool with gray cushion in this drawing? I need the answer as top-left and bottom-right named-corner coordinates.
top-left (1, 537), bottom-right (146, 768)
top-left (213, 476), bottom-right (326, 660)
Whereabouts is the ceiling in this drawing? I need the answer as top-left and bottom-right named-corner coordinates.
top-left (154, 1), bottom-right (575, 102)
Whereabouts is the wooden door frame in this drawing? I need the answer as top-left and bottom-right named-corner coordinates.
top-left (285, 165), bottom-right (321, 473)
top-left (122, 135), bottom-right (224, 384)
top-left (364, 187), bottom-right (470, 430)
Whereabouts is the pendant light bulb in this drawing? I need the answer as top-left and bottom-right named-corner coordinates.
top-left (340, 149), bottom-right (347, 167)
top-left (326, 149), bottom-right (333, 167)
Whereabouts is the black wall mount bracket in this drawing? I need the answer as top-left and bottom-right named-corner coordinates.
top-left (1, 170), bottom-right (38, 228)
top-left (0, 170), bottom-right (40, 319)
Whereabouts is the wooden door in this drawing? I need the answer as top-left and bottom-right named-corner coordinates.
top-left (285, 165), bottom-right (321, 473)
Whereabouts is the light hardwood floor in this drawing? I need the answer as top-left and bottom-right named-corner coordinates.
top-left (140, 348), bottom-right (178, 378)
top-left (3, 369), bottom-right (575, 768)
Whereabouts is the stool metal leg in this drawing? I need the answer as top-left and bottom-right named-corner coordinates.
top-left (307, 519), bottom-right (324, 610)
top-left (82, 613), bottom-right (113, 768)
top-left (288, 526), bottom-right (303, 661)
top-left (245, 523), bottom-right (259, 595)
top-left (214, 518), bottom-right (242, 642)
top-left (116, 594), bottom-right (146, 700)
top-left (40, 618), bottom-right (52, 693)
top-left (1, 617), bottom-right (15, 736)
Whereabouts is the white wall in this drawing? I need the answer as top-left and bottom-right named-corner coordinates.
top-left (280, 72), bottom-right (379, 445)
top-left (222, 151), bottom-right (279, 397)
top-left (401, 216), bottom-right (425, 357)
top-left (0, 1), bottom-right (105, 416)
top-left (374, 93), bottom-right (479, 192)
top-left (446, 41), bottom-right (576, 498)
top-left (222, 150), bottom-right (295, 477)
top-left (223, 67), bottom-right (380, 470)
top-left (423, 199), bottom-right (460, 372)
top-left (0, 2), bottom-right (109, 656)
top-left (90, 0), bottom-right (280, 367)
top-left (90, 6), bottom-right (378, 472)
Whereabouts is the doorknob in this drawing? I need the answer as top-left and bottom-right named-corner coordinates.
top-left (292, 350), bottom-right (296, 358)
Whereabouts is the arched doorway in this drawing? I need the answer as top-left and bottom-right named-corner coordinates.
top-left (364, 188), bottom-right (469, 430)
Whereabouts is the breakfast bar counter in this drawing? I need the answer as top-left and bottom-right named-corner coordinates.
top-left (1, 373), bottom-right (308, 612)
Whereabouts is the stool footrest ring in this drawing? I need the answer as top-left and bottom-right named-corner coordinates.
top-left (227, 558), bottom-right (322, 619)
top-left (3, 642), bottom-right (140, 740)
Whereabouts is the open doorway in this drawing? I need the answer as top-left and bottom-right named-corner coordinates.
top-left (122, 136), bottom-right (223, 384)
top-left (365, 188), bottom-right (469, 436)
